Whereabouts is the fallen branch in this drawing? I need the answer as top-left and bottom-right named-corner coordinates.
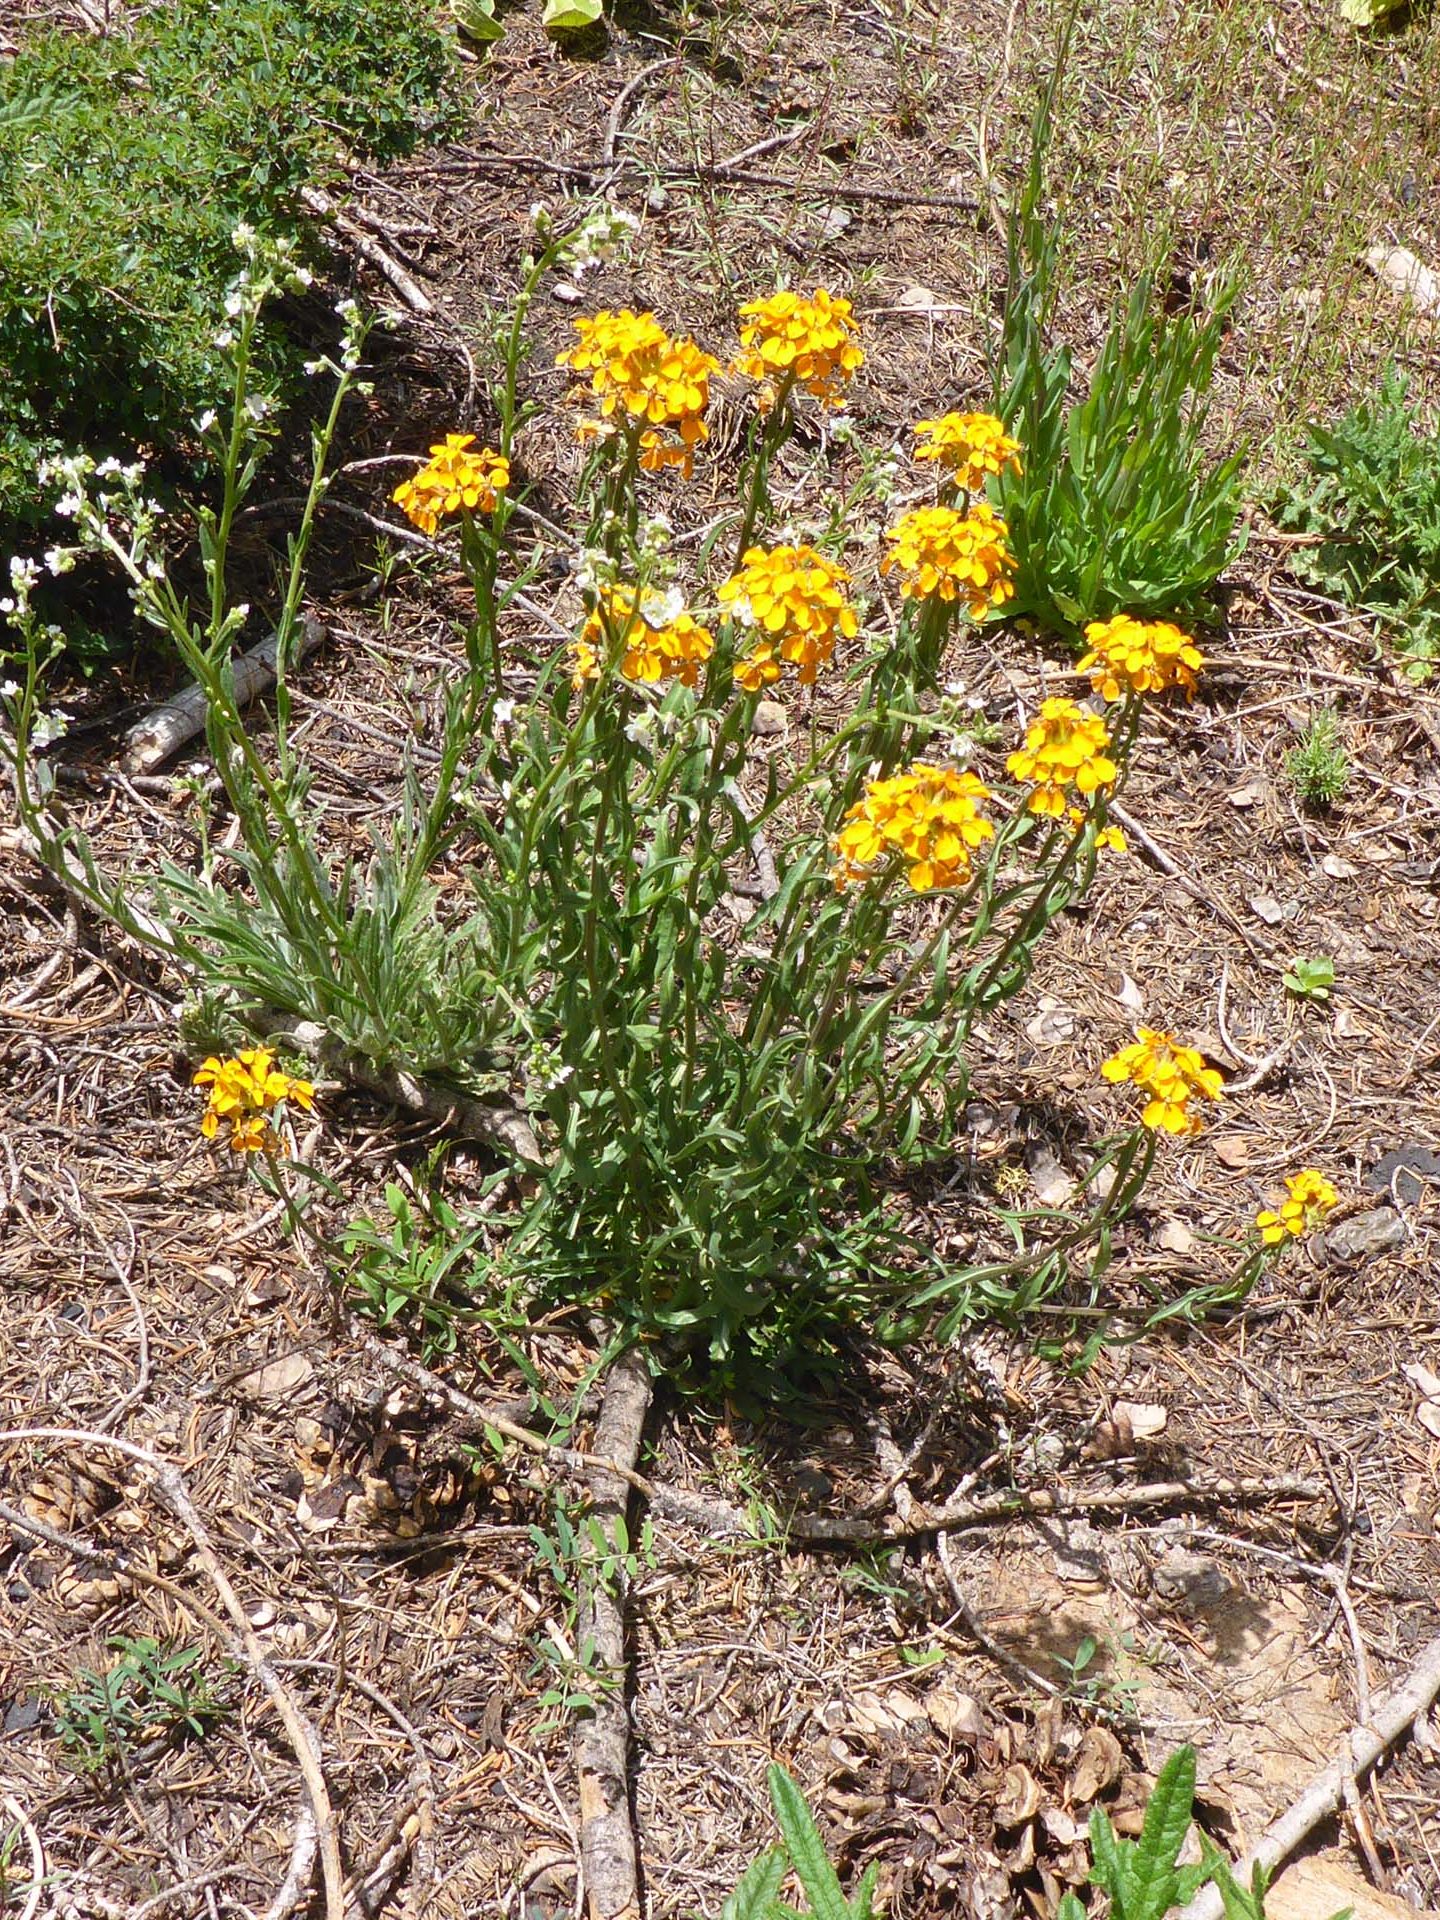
top-left (122, 615), bottom-right (328, 774)
top-left (0, 1428), bottom-right (345, 1920)
top-left (572, 1348), bottom-right (653, 1920)
top-left (1177, 1630), bottom-right (1440, 1920)
top-left (299, 186), bottom-right (433, 314)
top-left (1, 1794), bottom-right (45, 1920)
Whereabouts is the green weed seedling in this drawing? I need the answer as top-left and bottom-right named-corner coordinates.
top-left (1283, 955), bottom-right (1335, 1003)
top-left (53, 1634), bottom-right (230, 1776)
top-left (1274, 369), bottom-right (1440, 679)
top-left (1284, 708), bottom-right (1350, 809)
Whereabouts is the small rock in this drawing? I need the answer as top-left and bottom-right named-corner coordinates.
top-left (1152, 1547), bottom-right (1231, 1613)
top-left (551, 282), bottom-right (584, 304)
top-left (750, 698), bottom-right (788, 738)
top-left (1367, 1145), bottom-right (1440, 1206)
top-left (1326, 1207), bottom-right (1406, 1263)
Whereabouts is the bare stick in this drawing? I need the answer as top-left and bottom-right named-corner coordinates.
top-left (572, 1349), bottom-right (653, 1920)
top-left (299, 186), bottom-right (433, 314)
top-left (121, 616), bottom-right (328, 774)
top-left (1, 1794), bottom-right (45, 1920)
top-left (0, 1429), bottom-right (345, 1920)
top-left (603, 57), bottom-right (678, 166)
top-left (1177, 1631), bottom-right (1440, 1920)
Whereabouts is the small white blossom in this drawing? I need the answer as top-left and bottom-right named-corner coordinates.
top-left (196, 409), bottom-right (218, 434)
top-left (0, 679), bottom-right (21, 700)
top-left (213, 329), bottom-right (235, 350)
top-left (562, 202), bottom-right (642, 275)
top-left (493, 699), bottom-right (517, 726)
top-left (29, 708), bottom-right (69, 749)
top-left (639, 585), bottom-right (685, 629)
top-left (43, 547), bottom-right (76, 576)
top-left (530, 202), bottom-right (553, 234)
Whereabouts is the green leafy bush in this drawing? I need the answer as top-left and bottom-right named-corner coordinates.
top-left (0, 0), bottom-right (454, 534)
top-left (1273, 369), bottom-right (1440, 678)
top-left (990, 99), bottom-right (1245, 638)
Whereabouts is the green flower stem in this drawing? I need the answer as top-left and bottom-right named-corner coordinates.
top-left (732, 373), bottom-right (797, 567)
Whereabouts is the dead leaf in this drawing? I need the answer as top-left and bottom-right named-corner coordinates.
top-left (993, 1762), bottom-right (1042, 1828)
top-left (1321, 853), bottom-right (1358, 879)
top-left (1112, 972), bottom-right (1145, 1014)
top-left (1227, 784), bottom-right (1264, 808)
top-left (237, 1352), bottom-right (314, 1399)
top-left (1404, 1362), bottom-right (1440, 1439)
top-left (897, 283), bottom-right (942, 310)
top-left (1332, 1006), bottom-right (1363, 1039)
top-left (1249, 894), bottom-right (1297, 925)
top-left (1212, 1134), bottom-right (1257, 1170)
top-left (924, 1678), bottom-right (986, 1742)
top-left (1027, 1145), bottom-right (1073, 1207)
top-left (1025, 995), bottom-right (1076, 1047)
top-left (1069, 1725), bottom-right (1123, 1804)
top-left (1113, 1400), bottom-right (1167, 1440)
top-left (1156, 1219), bottom-right (1195, 1254)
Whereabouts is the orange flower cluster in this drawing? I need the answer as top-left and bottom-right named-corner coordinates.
top-left (194, 1048), bottom-right (315, 1154)
top-left (912, 411), bottom-right (1022, 494)
top-left (881, 503), bottom-right (1015, 619)
top-left (1005, 697), bottom-right (1117, 817)
top-left (1079, 614), bottom-right (1204, 702)
top-left (719, 545), bottom-right (859, 690)
top-left (834, 763), bottom-right (994, 894)
top-left (1100, 1028), bottom-right (1224, 1135)
top-left (557, 310), bottom-right (719, 475)
top-left (734, 289), bottom-right (865, 408)
top-left (1256, 1169), bottom-right (1339, 1246)
top-left (392, 436), bottom-right (509, 536)
top-left (570, 585), bottom-right (714, 690)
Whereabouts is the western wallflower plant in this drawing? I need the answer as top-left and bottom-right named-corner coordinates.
top-left (720, 544), bottom-right (858, 691)
top-left (1256, 1169), bottom-right (1338, 1245)
top-left (1101, 1028), bottom-right (1224, 1135)
top-left (735, 288), bottom-right (864, 409)
top-left (882, 503), bottom-right (1016, 616)
top-left (912, 411), bottom-right (1022, 495)
top-left (570, 583), bottom-right (713, 689)
top-left (1079, 614), bottom-right (1203, 702)
top-left (834, 763), bottom-right (994, 893)
top-left (392, 436), bottom-right (509, 536)
top-left (1, 230), bottom-right (1221, 1377)
top-left (1006, 697), bottom-right (1118, 817)
top-left (194, 1048), bottom-right (315, 1155)
top-left (557, 308), bottom-right (719, 478)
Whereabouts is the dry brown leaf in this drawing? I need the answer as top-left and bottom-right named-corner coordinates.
top-left (1212, 1134), bottom-right (1257, 1170)
top-left (1157, 1219), bottom-right (1195, 1254)
top-left (1069, 1725), bottom-right (1123, 1805)
top-left (993, 1762), bottom-right (1042, 1828)
top-left (1113, 1400), bottom-right (1168, 1440)
top-left (237, 1352), bottom-right (315, 1399)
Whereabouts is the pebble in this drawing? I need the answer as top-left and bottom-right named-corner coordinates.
top-left (1325, 1206), bottom-right (1406, 1263)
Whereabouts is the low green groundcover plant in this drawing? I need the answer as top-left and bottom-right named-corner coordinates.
top-left (0, 0), bottom-right (454, 539)
top-left (1273, 368), bottom-right (1440, 679)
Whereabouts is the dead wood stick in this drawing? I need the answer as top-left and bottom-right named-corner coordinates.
top-left (299, 186), bottom-right (433, 314)
top-left (1176, 1629), bottom-right (1440, 1920)
top-left (1, 1793), bottom-right (45, 1920)
top-left (121, 615), bottom-right (328, 774)
top-left (0, 1429), bottom-right (345, 1920)
top-left (1106, 800), bottom-right (1277, 970)
top-left (572, 1348), bottom-right (653, 1920)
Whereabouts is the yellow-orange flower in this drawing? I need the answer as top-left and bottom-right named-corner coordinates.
top-left (1256, 1169), bottom-right (1339, 1246)
top-left (194, 1047), bottom-right (315, 1155)
top-left (1005, 697), bottom-right (1117, 817)
top-left (557, 310), bottom-right (719, 476)
top-left (1078, 614), bottom-right (1204, 702)
top-left (1067, 806), bottom-right (1127, 854)
top-left (881, 503), bottom-right (1015, 619)
top-left (912, 412), bottom-right (1022, 493)
top-left (734, 288), bottom-right (864, 408)
top-left (1100, 1028), bottom-right (1224, 1135)
top-left (834, 762), bottom-right (994, 893)
top-left (719, 544), bottom-right (858, 688)
top-left (392, 436), bottom-right (509, 536)
top-left (569, 584), bottom-right (714, 691)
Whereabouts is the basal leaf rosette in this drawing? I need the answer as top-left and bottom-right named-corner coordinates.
top-left (719, 543), bottom-right (859, 691)
top-left (912, 411), bottom-right (1022, 495)
top-left (557, 309), bottom-right (720, 475)
top-left (1256, 1168), bottom-right (1338, 1246)
top-left (834, 762), bottom-right (995, 893)
top-left (393, 435), bottom-right (510, 536)
top-left (1101, 1028), bottom-right (1224, 1135)
top-left (881, 502), bottom-right (1016, 619)
top-left (734, 288), bottom-right (864, 409)
top-left (1079, 613), bottom-right (1203, 702)
top-left (1005, 696), bottom-right (1118, 818)
top-left (570, 583), bottom-right (714, 690)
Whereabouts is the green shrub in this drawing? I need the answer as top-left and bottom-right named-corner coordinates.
top-left (1273, 368), bottom-right (1440, 679)
top-left (1284, 706), bottom-right (1350, 808)
top-left (989, 93), bottom-right (1245, 638)
top-left (0, 0), bottom-right (455, 535)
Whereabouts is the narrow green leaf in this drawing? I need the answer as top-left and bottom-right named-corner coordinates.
top-left (767, 1766), bottom-right (850, 1920)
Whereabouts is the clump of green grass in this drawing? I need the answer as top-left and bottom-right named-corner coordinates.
top-left (52, 1634), bottom-right (231, 1775)
top-left (1284, 706), bottom-right (1350, 809)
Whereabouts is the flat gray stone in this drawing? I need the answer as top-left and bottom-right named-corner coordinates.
top-left (1325, 1207), bottom-right (1406, 1263)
